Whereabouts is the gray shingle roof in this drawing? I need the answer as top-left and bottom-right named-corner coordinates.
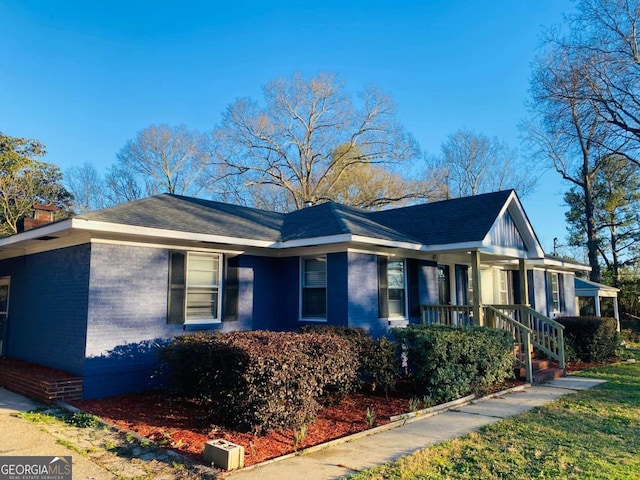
top-left (78, 194), bottom-right (285, 242)
top-left (75, 190), bottom-right (515, 247)
top-left (371, 190), bottom-right (513, 246)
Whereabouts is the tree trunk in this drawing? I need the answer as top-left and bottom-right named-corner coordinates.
top-left (583, 177), bottom-right (601, 282)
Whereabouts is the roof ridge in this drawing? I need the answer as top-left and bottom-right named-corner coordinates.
top-left (326, 202), bottom-right (358, 235)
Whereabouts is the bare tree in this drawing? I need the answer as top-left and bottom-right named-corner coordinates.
top-left (65, 162), bottom-right (106, 213)
top-left (428, 129), bottom-right (537, 198)
top-left (208, 72), bottom-right (422, 211)
top-left (113, 124), bottom-right (208, 200)
top-left (550, 0), bottom-right (640, 158)
top-left (525, 39), bottom-right (615, 282)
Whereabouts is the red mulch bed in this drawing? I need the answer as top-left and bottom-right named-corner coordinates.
top-left (0, 357), bottom-right (78, 380)
top-left (73, 377), bottom-right (527, 467)
top-left (74, 391), bottom-right (410, 466)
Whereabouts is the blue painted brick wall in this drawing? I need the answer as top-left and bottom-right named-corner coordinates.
top-left (83, 243), bottom-right (275, 399)
top-left (0, 244), bottom-right (90, 375)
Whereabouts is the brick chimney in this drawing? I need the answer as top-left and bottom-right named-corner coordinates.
top-left (18, 204), bottom-right (57, 232)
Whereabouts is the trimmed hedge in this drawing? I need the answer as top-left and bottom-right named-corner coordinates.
top-left (159, 331), bottom-right (358, 434)
top-left (392, 324), bottom-right (514, 403)
top-left (557, 316), bottom-right (619, 363)
top-left (299, 325), bottom-right (398, 394)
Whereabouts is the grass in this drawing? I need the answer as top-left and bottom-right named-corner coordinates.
top-left (349, 355), bottom-right (640, 480)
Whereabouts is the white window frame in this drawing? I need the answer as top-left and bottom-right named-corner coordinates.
top-left (300, 255), bottom-right (327, 321)
top-left (184, 252), bottom-right (223, 325)
top-left (550, 272), bottom-right (561, 313)
top-left (387, 258), bottom-right (407, 319)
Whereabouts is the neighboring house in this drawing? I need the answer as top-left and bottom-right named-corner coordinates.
top-left (0, 190), bottom-right (589, 399)
top-left (574, 277), bottom-right (620, 330)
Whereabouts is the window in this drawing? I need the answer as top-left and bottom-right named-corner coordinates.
top-left (301, 256), bottom-right (327, 319)
top-left (378, 257), bottom-right (406, 318)
top-left (168, 252), bottom-right (223, 324)
top-left (550, 272), bottom-right (561, 312)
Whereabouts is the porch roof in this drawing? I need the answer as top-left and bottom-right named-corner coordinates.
top-left (575, 278), bottom-right (619, 298)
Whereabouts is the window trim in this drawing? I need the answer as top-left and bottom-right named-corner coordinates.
top-left (378, 256), bottom-right (408, 320)
top-left (300, 255), bottom-right (328, 321)
top-left (168, 251), bottom-right (223, 325)
top-left (549, 271), bottom-right (561, 313)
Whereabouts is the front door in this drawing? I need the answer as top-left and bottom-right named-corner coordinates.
top-left (0, 278), bottom-right (10, 356)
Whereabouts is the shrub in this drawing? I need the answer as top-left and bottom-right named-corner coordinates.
top-left (392, 324), bottom-right (514, 403)
top-left (159, 330), bottom-right (358, 434)
top-left (299, 325), bottom-right (398, 394)
top-left (557, 316), bottom-right (619, 363)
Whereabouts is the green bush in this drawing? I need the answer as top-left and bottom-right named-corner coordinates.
top-left (557, 316), bottom-right (619, 362)
top-left (159, 330), bottom-right (358, 434)
top-left (392, 325), bottom-right (514, 403)
top-left (299, 325), bottom-right (398, 394)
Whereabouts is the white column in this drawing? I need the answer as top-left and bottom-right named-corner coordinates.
top-left (594, 295), bottom-right (601, 317)
top-left (471, 251), bottom-right (483, 326)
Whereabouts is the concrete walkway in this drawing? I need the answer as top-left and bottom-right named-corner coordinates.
top-left (225, 377), bottom-right (606, 480)
top-left (0, 378), bottom-right (606, 480)
top-left (0, 387), bottom-right (115, 480)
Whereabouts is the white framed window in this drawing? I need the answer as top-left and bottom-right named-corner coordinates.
top-left (550, 272), bottom-right (561, 312)
top-left (301, 256), bottom-right (327, 320)
top-left (168, 251), bottom-right (223, 324)
top-left (378, 257), bottom-right (407, 319)
top-left (387, 259), bottom-right (406, 317)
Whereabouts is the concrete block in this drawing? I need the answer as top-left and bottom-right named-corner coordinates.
top-left (204, 439), bottom-right (245, 470)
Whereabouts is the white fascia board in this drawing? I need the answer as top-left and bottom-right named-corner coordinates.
top-left (419, 241), bottom-right (484, 252)
top-left (350, 235), bottom-right (424, 251)
top-left (277, 233), bottom-right (354, 249)
top-left (0, 219), bottom-right (73, 247)
top-left (529, 257), bottom-right (591, 272)
top-left (70, 218), bottom-right (278, 248)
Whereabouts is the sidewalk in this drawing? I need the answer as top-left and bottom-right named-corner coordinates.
top-left (224, 377), bottom-right (606, 480)
top-left (0, 377), bottom-right (606, 480)
top-left (0, 387), bottom-right (115, 480)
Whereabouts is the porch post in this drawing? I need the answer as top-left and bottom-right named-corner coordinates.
top-left (519, 259), bottom-right (529, 306)
top-left (471, 251), bottom-right (484, 326)
top-left (594, 295), bottom-right (601, 317)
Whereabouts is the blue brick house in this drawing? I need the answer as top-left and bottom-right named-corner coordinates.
top-left (0, 190), bottom-right (588, 398)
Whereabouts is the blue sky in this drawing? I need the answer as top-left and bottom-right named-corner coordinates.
top-left (0, 0), bottom-right (577, 254)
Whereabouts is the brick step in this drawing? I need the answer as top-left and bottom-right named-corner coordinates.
top-left (531, 358), bottom-right (555, 371)
top-left (532, 367), bottom-right (565, 384)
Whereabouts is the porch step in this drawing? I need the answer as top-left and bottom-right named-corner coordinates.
top-left (516, 357), bottom-right (565, 384)
top-left (531, 367), bottom-right (565, 384)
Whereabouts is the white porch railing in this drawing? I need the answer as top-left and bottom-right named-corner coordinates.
top-left (420, 304), bottom-right (474, 326)
top-left (488, 304), bottom-right (565, 370)
top-left (486, 305), bottom-right (533, 382)
top-left (420, 304), bottom-right (566, 382)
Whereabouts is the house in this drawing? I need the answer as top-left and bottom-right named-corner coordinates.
top-left (0, 190), bottom-right (589, 399)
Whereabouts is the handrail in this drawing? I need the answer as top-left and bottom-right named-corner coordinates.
top-left (486, 305), bottom-right (533, 383)
top-left (521, 305), bottom-right (565, 370)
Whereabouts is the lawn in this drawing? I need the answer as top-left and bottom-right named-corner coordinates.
top-left (349, 353), bottom-right (640, 480)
